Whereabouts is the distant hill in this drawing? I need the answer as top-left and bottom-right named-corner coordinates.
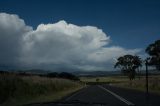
top-left (0, 68), bottom-right (160, 76)
top-left (72, 71), bottom-right (121, 76)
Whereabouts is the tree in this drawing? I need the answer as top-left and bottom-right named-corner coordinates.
top-left (47, 72), bottom-right (58, 78)
top-left (96, 78), bottom-right (99, 82)
top-left (114, 55), bottom-right (142, 80)
top-left (146, 40), bottom-right (160, 70)
top-left (59, 72), bottom-right (80, 81)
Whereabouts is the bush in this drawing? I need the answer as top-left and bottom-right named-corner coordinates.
top-left (58, 72), bottom-right (80, 81)
top-left (47, 72), bottom-right (58, 78)
top-left (46, 72), bottom-right (80, 81)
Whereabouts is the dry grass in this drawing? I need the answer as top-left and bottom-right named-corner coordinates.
top-left (116, 75), bottom-right (160, 94)
top-left (80, 75), bottom-right (160, 94)
top-left (80, 76), bottom-right (128, 83)
top-left (0, 74), bottom-right (83, 106)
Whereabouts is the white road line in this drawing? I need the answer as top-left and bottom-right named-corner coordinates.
top-left (98, 85), bottom-right (135, 106)
top-left (65, 86), bottom-right (88, 101)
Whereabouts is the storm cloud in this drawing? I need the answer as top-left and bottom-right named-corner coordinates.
top-left (0, 13), bottom-right (141, 71)
top-left (0, 13), bottom-right (32, 66)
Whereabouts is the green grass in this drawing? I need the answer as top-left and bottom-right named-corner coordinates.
top-left (0, 74), bottom-right (84, 106)
top-left (80, 75), bottom-right (160, 94)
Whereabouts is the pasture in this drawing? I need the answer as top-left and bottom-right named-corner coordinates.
top-left (0, 74), bottom-right (83, 106)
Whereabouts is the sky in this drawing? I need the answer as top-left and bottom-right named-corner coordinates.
top-left (0, 0), bottom-right (159, 71)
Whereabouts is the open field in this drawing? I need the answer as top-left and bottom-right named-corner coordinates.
top-left (80, 76), bottom-right (128, 83)
top-left (0, 74), bottom-right (84, 106)
top-left (80, 75), bottom-right (160, 94)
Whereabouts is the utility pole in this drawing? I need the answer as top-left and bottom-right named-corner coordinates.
top-left (145, 58), bottom-right (149, 104)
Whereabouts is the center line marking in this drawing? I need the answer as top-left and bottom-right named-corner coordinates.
top-left (98, 85), bottom-right (135, 106)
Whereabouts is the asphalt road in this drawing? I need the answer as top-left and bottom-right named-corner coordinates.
top-left (102, 85), bottom-right (160, 105)
top-left (27, 85), bottom-right (160, 106)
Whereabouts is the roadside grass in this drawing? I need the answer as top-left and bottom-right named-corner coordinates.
top-left (80, 76), bottom-right (128, 83)
top-left (0, 74), bottom-right (84, 106)
top-left (80, 75), bottom-right (160, 94)
top-left (114, 75), bottom-right (160, 94)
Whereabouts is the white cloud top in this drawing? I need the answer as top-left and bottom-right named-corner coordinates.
top-left (0, 13), bottom-right (32, 65)
top-left (0, 13), bottom-right (141, 71)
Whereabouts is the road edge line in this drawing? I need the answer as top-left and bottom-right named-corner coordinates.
top-left (98, 85), bottom-right (135, 106)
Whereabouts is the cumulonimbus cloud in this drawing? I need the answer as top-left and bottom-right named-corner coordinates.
top-left (0, 13), bottom-right (142, 71)
top-left (0, 13), bottom-right (32, 66)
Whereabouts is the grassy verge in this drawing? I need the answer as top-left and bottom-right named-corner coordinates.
top-left (112, 75), bottom-right (160, 94)
top-left (0, 74), bottom-right (84, 106)
top-left (80, 75), bottom-right (160, 94)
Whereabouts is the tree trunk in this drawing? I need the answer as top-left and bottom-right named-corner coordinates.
top-left (129, 76), bottom-right (132, 86)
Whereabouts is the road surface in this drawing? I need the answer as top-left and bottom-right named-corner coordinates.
top-left (27, 85), bottom-right (160, 106)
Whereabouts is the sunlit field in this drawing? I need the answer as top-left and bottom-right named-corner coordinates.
top-left (80, 75), bottom-right (160, 94)
top-left (0, 74), bottom-right (83, 106)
